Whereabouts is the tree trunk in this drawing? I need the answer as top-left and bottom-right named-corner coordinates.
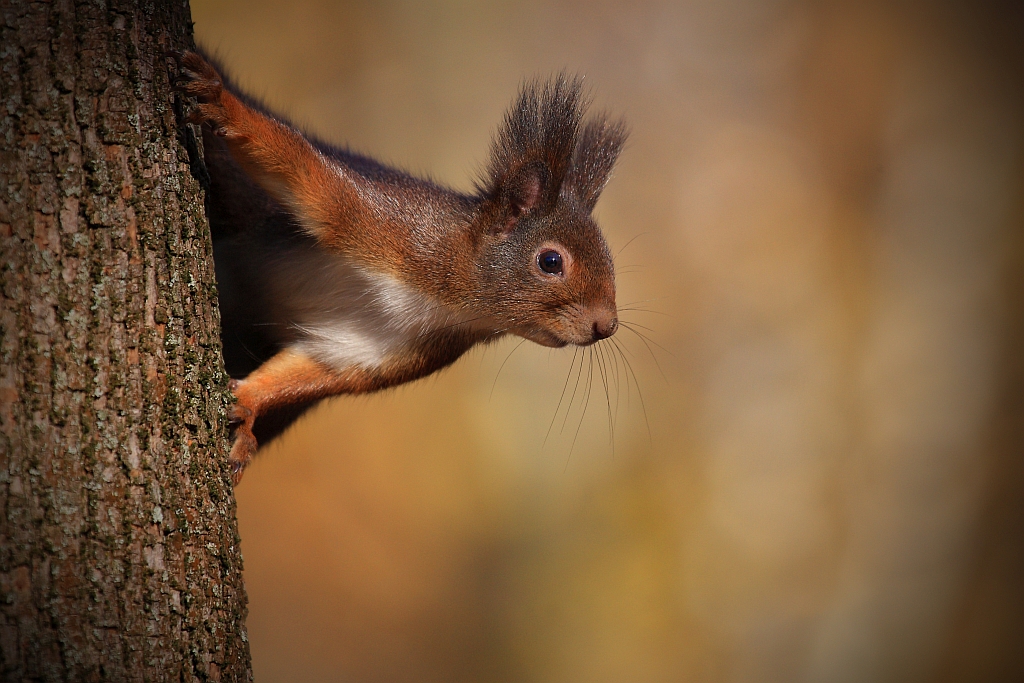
top-left (0, 1), bottom-right (251, 680)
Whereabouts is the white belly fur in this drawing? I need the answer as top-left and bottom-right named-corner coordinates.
top-left (266, 249), bottom-right (474, 371)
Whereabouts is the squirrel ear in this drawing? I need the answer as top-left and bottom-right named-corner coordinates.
top-left (507, 161), bottom-right (548, 217)
top-left (491, 162), bottom-right (549, 235)
top-left (479, 75), bottom-right (586, 233)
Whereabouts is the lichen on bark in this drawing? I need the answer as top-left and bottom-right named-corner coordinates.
top-left (0, 0), bottom-right (251, 680)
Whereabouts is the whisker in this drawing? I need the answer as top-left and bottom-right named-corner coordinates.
top-left (609, 338), bottom-right (629, 411)
top-left (620, 320), bottom-right (662, 335)
top-left (566, 347), bottom-right (596, 471)
top-left (561, 342), bottom-right (588, 435)
top-left (595, 342), bottom-right (615, 453)
top-left (614, 232), bottom-right (649, 259)
top-left (232, 331), bottom-right (265, 365)
top-left (616, 307), bottom-right (672, 317)
top-left (617, 296), bottom-right (670, 308)
top-left (545, 347), bottom-right (580, 446)
top-left (611, 336), bottom-right (652, 443)
top-left (607, 338), bottom-right (623, 424)
top-left (619, 323), bottom-right (673, 382)
top-left (620, 322), bottom-right (674, 359)
top-left (490, 338), bottom-right (528, 400)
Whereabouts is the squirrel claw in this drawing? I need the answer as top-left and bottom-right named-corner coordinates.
top-left (227, 403), bottom-right (253, 426)
top-left (167, 51), bottom-right (225, 109)
top-left (226, 390), bottom-right (257, 484)
top-left (230, 459), bottom-right (246, 486)
top-left (228, 427), bottom-right (258, 485)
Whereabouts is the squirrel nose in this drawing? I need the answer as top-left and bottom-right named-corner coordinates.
top-left (591, 315), bottom-right (618, 341)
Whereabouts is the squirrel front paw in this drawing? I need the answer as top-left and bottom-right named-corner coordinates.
top-left (168, 51), bottom-right (237, 138)
top-left (227, 401), bottom-right (258, 485)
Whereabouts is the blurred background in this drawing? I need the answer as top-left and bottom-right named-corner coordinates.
top-left (190, 1), bottom-right (1023, 681)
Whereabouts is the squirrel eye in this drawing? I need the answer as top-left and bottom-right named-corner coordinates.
top-left (538, 249), bottom-right (564, 275)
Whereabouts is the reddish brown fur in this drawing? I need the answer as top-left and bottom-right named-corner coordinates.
top-left (168, 51), bottom-right (627, 483)
top-left (226, 343), bottom-right (472, 478)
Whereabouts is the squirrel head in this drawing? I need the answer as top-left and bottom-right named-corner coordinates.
top-left (471, 75), bottom-right (627, 347)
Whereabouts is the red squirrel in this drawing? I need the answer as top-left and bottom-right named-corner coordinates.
top-left (169, 51), bottom-right (626, 484)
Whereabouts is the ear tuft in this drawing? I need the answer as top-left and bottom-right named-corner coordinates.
top-left (478, 74), bottom-right (587, 221)
top-left (564, 115), bottom-right (628, 212)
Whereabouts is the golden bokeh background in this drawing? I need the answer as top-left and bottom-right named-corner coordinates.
top-left (190, 1), bottom-right (1022, 681)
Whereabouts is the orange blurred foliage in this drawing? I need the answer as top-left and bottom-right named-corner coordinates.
top-left (192, 1), bottom-right (1023, 681)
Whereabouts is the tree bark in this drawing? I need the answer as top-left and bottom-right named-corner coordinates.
top-left (0, 1), bottom-right (251, 681)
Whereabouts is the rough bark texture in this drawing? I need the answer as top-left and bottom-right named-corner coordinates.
top-left (0, 0), bottom-right (251, 680)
